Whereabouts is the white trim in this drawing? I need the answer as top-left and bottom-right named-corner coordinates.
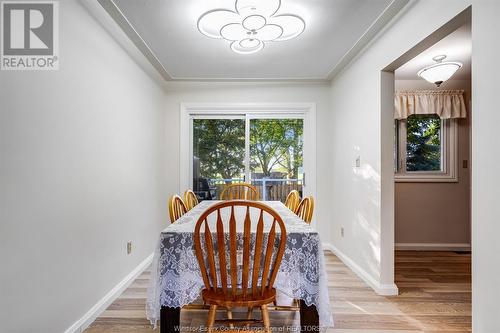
top-left (395, 243), bottom-right (471, 251)
top-left (323, 243), bottom-right (399, 296)
top-left (79, 0), bottom-right (167, 87)
top-left (95, 1), bottom-right (408, 82)
top-left (327, 0), bottom-right (411, 80)
top-left (64, 253), bottom-right (154, 333)
top-left (180, 102), bottom-right (317, 222)
top-left (167, 77), bottom-right (330, 83)
top-left (89, 0), bottom-right (171, 81)
top-left (395, 118), bottom-right (459, 183)
top-left (245, 116), bottom-right (250, 180)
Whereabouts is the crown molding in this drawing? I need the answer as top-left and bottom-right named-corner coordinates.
top-left (95, 0), bottom-right (172, 81)
top-left (326, 0), bottom-right (411, 80)
top-left (94, 0), bottom-right (410, 83)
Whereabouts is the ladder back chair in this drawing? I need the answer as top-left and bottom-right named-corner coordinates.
top-left (220, 183), bottom-right (259, 200)
top-left (193, 201), bottom-right (287, 333)
top-left (184, 189), bottom-right (199, 211)
top-left (168, 194), bottom-right (187, 223)
top-left (295, 196), bottom-right (314, 224)
top-left (284, 190), bottom-right (300, 212)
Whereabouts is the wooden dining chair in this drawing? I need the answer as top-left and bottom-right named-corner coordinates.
top-left (220, 183), bottom-right (259, 200)
top-left (194, 201), bottom-right (287, 333)
top-left (168, 194), bottom-right (187, 223)
top-left (184, 189), bottom-right (199, 211)
top-left (295, 196), bottom-right (314, 224)
top-left (284, 190), bottom-right (300, 212)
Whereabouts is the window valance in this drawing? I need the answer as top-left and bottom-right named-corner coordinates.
top-left (394, 89), bottom-right (467, 120)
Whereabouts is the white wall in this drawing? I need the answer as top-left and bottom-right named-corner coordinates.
top-left (164, 82), bottom-right (331, 232)
top-left (328, 0), bottom-right (500, 330)
top-left (326, 0), bottom-right (471, 294)
top-left (2, 0), bottom-right (499, 331)
top-left (0, 1), bottom-right (170, 332)
top-left (471, 1), bottom-right (500, 331)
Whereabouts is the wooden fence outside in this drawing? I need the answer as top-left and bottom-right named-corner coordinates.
top-left (210, 179), bottom-right (303, 203)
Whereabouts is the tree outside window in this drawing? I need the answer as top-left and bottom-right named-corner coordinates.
top-left (406, 114), bottom-right (441, 171)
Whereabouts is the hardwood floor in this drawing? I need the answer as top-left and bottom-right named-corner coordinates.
top-left (85, 251), bottom-right (471, 333)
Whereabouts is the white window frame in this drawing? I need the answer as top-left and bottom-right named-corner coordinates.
top-left (395, 117), bottom-right (458, 182)
top-left (179, 102), bottom-right (317, 203)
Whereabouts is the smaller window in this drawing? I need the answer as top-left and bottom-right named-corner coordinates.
top-left (395, 115), bottom-right (458, 182)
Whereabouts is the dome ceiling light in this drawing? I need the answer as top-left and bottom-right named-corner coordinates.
top-left (417, 55), bottom-right (463, 87)
top-left (197, 0), bottom-right (305, 55)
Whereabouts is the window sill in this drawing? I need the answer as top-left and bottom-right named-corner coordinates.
top-left (395, 173), bottom-right (458, 183)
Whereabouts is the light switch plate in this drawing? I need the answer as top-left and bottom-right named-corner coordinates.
top-left (355, 156), bottom-right (361, 168)
top-left (127, 241), bottom-right (132, 254)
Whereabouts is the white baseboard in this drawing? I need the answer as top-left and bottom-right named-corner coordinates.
top-left (322, 242), bottom-right (398, 296)
top-left (395, 242), bottom-right (471, 251)
top-left (64, 253), bottom-right (154, 333)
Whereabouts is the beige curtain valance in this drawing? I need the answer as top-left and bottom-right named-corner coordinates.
top-left (394, 89), bottom-right (467, 120)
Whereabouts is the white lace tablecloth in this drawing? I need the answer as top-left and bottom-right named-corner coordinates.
top-left (146, 201), bottom-right (334, 328)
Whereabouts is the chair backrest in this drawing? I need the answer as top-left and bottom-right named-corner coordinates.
top-left (284, 190), bottom-right (300, 212)
top-left (184, 189), bottom-right (199, 211)
top-left (220, 183), bottom-right (259, 200)
top-left (193, 201), bottom-right (286, 299)
top-left (295, 196), bottom-right (314, 224)
top-left (168, 194), bottom-right (187, 223)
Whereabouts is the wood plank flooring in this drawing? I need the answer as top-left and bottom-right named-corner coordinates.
top-left (85, 251), bottom-right (471, 333)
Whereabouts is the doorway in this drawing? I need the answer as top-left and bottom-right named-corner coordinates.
top-left (378, 7), bottom-right (472, 293)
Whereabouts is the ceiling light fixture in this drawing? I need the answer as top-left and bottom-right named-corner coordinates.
top-left (417, 55), bottom-right (463, 87)
top-left (197, 0), bottom-right (305, 55)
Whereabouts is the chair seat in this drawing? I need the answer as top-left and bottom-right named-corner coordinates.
top-left (201, 288), bottom-right (276, 307)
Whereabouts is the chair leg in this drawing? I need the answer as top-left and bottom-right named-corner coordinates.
top-left (207, 305), bottom-right (217, 333)
top-left (226, 307), bottom-right (234, 329)
top-left (246, 306), bottom-right (254, 328)
top-left (261, 304), bottom-right (270, 333)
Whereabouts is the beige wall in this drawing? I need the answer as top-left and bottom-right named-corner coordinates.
top-left (394, 79), bottom-right (471, 247)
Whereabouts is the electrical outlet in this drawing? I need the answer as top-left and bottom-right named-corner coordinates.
top-left (355, 156), bottom-right (361, 168)
top-left (127, 241), bottom-right (132, 254)
top-left (341, 227), bottom-right (345, 238)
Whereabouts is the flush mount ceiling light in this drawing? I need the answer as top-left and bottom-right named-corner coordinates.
top-left (197, 0), bottom-right (305, 55)
top-left (417, 55), bottom-right (463, 87)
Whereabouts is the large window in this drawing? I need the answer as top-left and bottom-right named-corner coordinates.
top-left (395, 114), bottom-right (458, 182)
top-left (181, 103), bottom-right (316, 207)
top-left (191, 116), bottom-right (304, 201)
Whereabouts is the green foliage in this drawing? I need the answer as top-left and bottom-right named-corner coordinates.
top-left (193, 119), bottom-right (245, 179)
top-left (406, 115), bottom-right (441, 171)
top-left (193, 118), bottom-right (303, 180)
top-left (250, 119), bottom-right (303, 178)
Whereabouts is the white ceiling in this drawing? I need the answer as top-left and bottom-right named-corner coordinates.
top-left (395, 22), bottom-right (471, 80)
top-left (112, 0), bottom-right (396, 80)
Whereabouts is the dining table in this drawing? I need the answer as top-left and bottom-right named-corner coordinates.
top-left (146, 200), bottom-right (334, 332)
